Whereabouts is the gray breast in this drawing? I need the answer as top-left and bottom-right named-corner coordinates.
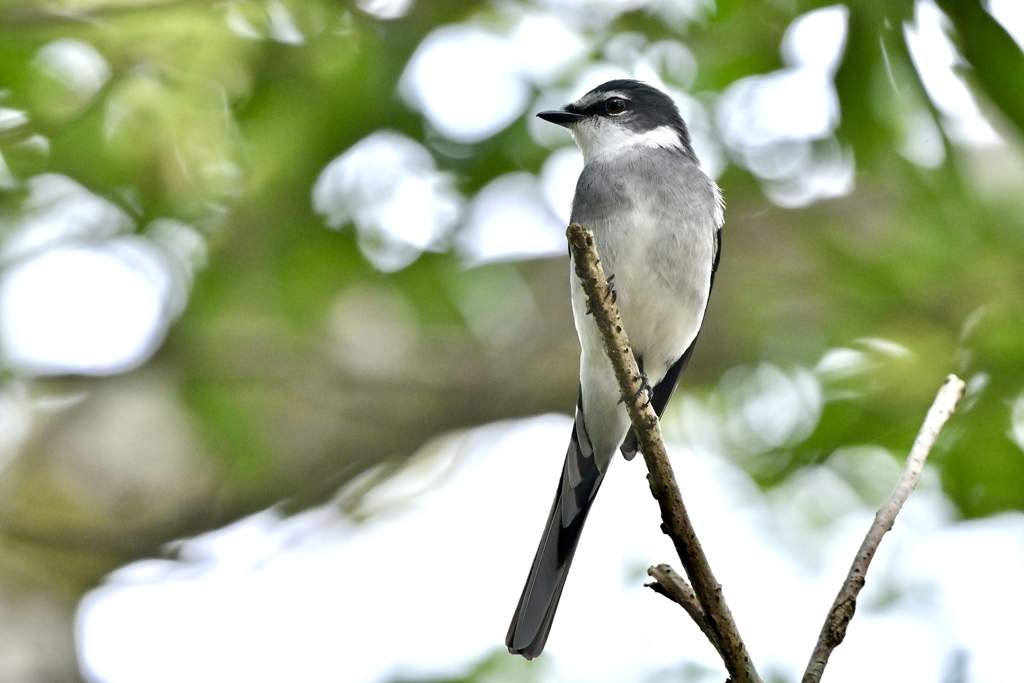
top-left (569, 147), bottom-right (720, 372)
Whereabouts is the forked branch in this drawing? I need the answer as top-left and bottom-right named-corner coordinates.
top-left (566, 222), bottom-right (964, 683)
top-left (566, 222), bottom-right (761, 683)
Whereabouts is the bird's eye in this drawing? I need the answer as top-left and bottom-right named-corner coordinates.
top-left (605, 97), bottom-right (628, 115)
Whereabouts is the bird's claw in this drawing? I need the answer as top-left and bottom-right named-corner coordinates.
top-left (604, 273), bottom-right (617, 304)
top-left (585, 274), bottom-right (616, 315)
top-left (619, 370), bottom-right (652, 408)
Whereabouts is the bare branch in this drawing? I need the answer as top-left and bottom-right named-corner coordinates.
top-left (566, 223), bottom-right (761, 683)
top-left (801, 374), bottom-right (967, 683)
top-left (646, 564), bottom-right (723, 658)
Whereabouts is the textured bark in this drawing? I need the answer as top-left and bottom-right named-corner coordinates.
top-left (566, 223), bottom-right (761, 683)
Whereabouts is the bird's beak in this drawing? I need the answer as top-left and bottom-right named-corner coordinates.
top-left (536, 109), bottom-right (585, 127)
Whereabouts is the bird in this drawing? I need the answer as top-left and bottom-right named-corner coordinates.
top-left (506, 79), bottom-right (724, 660)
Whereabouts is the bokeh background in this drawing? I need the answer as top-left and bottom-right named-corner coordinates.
top-left (1, 1), bottom-right (1023, 682)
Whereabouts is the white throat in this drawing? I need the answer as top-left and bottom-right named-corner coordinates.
top-left (570, 123), bottom-right (684, 164)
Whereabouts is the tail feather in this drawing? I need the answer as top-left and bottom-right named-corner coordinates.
top-left (506, 404), bottom-right (605, 659)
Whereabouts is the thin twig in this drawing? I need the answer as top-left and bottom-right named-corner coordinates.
top-left (646, 564), bottom-right (722, 658)
top-left (801, 374), bottom-right (966, 683)
top-left (566, 222), bottom-right (761, 683)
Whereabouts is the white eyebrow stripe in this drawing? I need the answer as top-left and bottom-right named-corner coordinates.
top-left (573, 90), bottom-right (631, 109)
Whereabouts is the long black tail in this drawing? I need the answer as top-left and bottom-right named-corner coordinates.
top-left (506, 400), bottom-right (604, 659)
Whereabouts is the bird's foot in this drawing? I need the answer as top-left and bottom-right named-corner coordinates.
top-left (619, 370), bottom-right (652, 408)
top-left (604, 273), bottom-right (617, 304)
top-left (585, 274), bottom-right (616, 315)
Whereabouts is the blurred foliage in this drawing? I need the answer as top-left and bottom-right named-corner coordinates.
top-left (1, 0), bottom-right (1024, 679)
top-left (389, 647), bottom-right (548, 683)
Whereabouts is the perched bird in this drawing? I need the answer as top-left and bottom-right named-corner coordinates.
top-left (506, 79), bottom-right (724, 659)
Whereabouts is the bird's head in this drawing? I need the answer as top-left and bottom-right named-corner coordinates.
top-left (537, 79), bottom-right (694, 163)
